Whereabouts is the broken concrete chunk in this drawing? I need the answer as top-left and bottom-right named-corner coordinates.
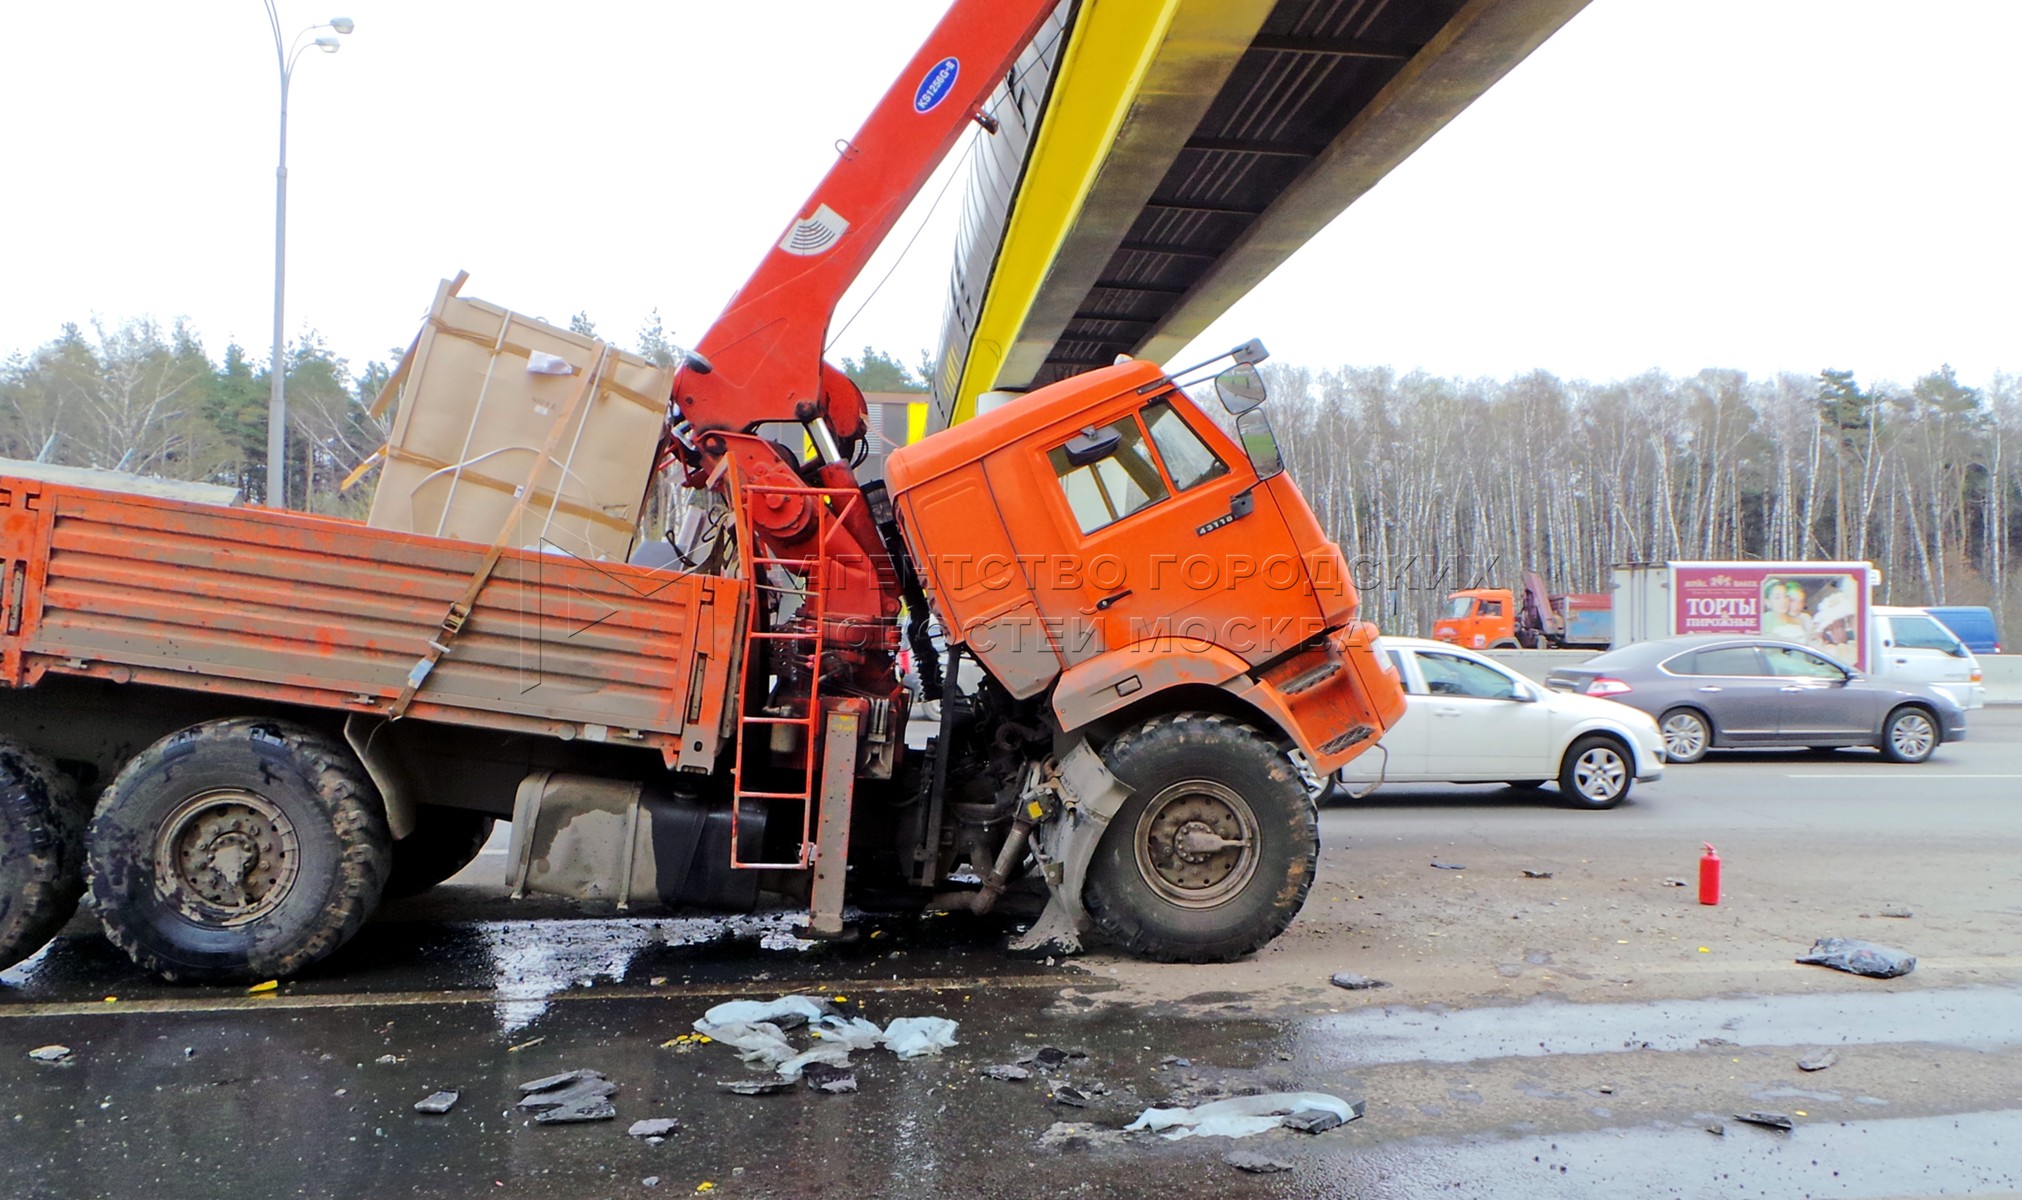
top-left (1878, 906), bottom-right (1914, 919)
top-left (1051, 1084), bottom-right (1091, 1108)
top-left (628, 1119), bottom-right (681, 1138)
top-left (718, 1078), bottom-right (795, 1096)
top-left (1705, 1122), bottom-right (1726, 1136)
top-left (1283, 1108), bottom-right (1344, 1134)
top-left (1796, 937), bottom-right (1916, 978)
top-left (1034, 1046), bottom-right (1086, 1068)
top-left (802, 1063), bottom-right (858, 1094)
top-left (1223, 1151), bottom-right (1292, 1174)
top-left (1329, 972), bottom-right (1390, 991)
top-left (534, 1099), bottom-right (617, 1124)
top-left (1733, 1111), bottom-right (1795, 1131)
top-left (982, 1064), bottom-right (1032, 1081)
top-left (27, 1045), bottom-right (72, 1063)
top-left (517, 1071), bottom-right (619, 1123)
top-left (413, 1090), bottom-right (460, 1115)
top-left (1797, 1050), bottom-right (1839, 1072)
top-left (1037, 1121), bottom-right (1131, 1152)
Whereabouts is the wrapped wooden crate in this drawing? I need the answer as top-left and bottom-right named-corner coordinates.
top-left (367, 276), bottom-right (673, 562)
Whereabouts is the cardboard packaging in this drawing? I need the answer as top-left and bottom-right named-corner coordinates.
top-left (368, 277), bottom-right (672, 562)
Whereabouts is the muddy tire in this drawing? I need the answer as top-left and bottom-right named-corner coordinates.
top-left (87, 719), bottom-right (391, 983)
top-left (385, 808), bottom-right (495, 898)
top-left (0, 742), bottom-right (86, 973)
top-left (1085, 713), bottom-right (1318, 963)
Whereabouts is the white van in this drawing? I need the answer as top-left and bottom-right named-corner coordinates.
top-left (1872, 605), bottom-right (1984, 709)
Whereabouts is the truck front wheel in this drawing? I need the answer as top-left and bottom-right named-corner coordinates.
top-left (1085, 713), bottom-right (1318, 962)
top-left (0, 741), bottom-right (87, 973)
top-left (87, 719), bottom-right (391, 983)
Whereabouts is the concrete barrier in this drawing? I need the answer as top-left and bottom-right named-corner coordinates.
top-left (1478, 649), bottom-right (2022, 705)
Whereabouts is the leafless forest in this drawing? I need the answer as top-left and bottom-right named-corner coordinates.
top-left (3, 319), bottom-right (2015, 646)
top-left (1267, 362), bottom-right (2019, 643)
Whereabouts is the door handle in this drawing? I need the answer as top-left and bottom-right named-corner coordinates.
top-left (1432, 706), bottom-right (1462, 717)
top-left (1696, 685), bottom-right (1723, 693)
top-left (1779, 684), bottom-right (1810, 692)
top-left (1081, 588), bottom-right (1133, 614)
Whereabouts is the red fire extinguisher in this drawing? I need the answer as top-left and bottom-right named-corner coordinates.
top-left (1698, 842), bottom-right (1721, 906)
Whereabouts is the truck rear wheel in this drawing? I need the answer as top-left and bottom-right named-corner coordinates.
top-left (1085, 713), bottom-right (1318, 963)
top-left (87, 719), bottom-right (391, 983)
top-left (385, 808), bottom-right (496, 898)
top-left (0, 741), bottom-right (87, 973)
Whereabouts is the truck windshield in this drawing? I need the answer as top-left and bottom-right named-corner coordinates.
top-left (1443, 597), bottom-right (1475, 619)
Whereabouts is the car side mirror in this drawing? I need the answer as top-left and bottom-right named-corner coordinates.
top-left (1510, 682), bottom-right (1537, 703)
top-left (1061, 427), bottom-right (1121, 467)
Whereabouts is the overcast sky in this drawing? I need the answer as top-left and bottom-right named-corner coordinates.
top-left (4, 1), bottom-right (2016, 393)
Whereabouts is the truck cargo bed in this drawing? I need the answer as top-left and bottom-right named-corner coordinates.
top-left (0, 475), bottom-right (741, 770)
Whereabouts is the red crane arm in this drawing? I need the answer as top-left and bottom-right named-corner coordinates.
top-left (676, 0), bottom-right (1057, 440)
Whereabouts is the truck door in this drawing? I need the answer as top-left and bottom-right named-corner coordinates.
top-left (1019, 395), bottom-right (1314, 667)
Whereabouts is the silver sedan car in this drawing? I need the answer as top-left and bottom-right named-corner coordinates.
top-left (1544, 635), bottom-right (1967, 764)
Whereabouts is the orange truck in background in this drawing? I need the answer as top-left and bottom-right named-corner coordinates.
top-left (1432, 571), bottom-right (1612, 651)
top-left (0, 0), bottom-right (1404, 983)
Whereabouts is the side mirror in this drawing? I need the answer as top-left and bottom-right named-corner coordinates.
top-left (1061, 427), bottom-right (1122, 467)
top-left (1235, 407), bottom-right (1283, 478)
top-left (1215, 364), bottom-right (1267, 414)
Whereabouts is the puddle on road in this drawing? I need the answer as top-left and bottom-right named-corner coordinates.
top-left (1299, 984), bottom-right (2022, 1067)
top-left (1301, 1108), bottom-right (2022, 1198)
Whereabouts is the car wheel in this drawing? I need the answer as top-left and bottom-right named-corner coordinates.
top-left (1559, 736), bottom-right (1632, 809)
top-left (1658, 708), bottom-right (1710, 764)
top-left (1879, 706), bottom-right (1938, 764)
top-left (1286, 750), bottom-right (1339, 804)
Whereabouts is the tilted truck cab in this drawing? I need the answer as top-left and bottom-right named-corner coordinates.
top-left (888, 358), bottom-right (1399, 774)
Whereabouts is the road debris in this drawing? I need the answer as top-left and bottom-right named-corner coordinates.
top-left (518, 1069), bottom-right (619, 1123)
top-left (1797, 1050), bottom-right (1840, 1072)
top-left (1038, 1122), bottom-right (1133, 1151)
top-left (629, 1118), bottom-right (681, 1138)
top-left (506, 1037), bottom-right (546, 1053)
top-left (1330, 972), bottom-right (1390, 991)
top-left (802, 1063), bottom-right (858, 1094)
top-left (1223, 1151), bottom-right (1292, 1173)
top-left (1705, 1122), bottom-right (1725, 1136)
top-left (1029, 1046), bottom-right (1086, 1068)
top-left (1663, 878), bottom-right (1688, 887)
top-left (1796, 937), bottom-right (1916, 978)
top-left (718, 1078), bottom-right (795, 1096)
top-left (413, 1090), bottom-right (460, 1115)
top-left (1430, 862), bottom-right (1466, 870)
top-left (27, 1045), bottom-right (72, 1063)
top-left (1126, 1093), bottom-right (1363, 1140)
top-left (1877, 906), bottom-right (1914, 919)
top-left (1522, 870), bottom-right (1553, 879)
top-left (375, 1054), bottom-right (405, 1065)
top-left (1282, 1108), bottom-right (1344, 1134)
top-left (1050, 1084), bottom-right (1091, 1108)
top-left (982, 1064), bottom-right (1032, 1081)
top-left (1733, 1111), bottom-right (1795, 1131)
top-left (691, 994), bottom-right (955, 1080)
top-left (883, 1016), bottom-right (958, 1059)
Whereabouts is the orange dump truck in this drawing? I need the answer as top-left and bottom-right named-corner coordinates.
top-left (0, 0), bottom-right (1404, 982)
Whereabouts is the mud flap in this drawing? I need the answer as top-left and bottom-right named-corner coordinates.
top-left (1011, 740), bottom-right (1133, 955)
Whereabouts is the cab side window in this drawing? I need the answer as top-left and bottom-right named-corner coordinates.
top-left (1763, 646), bottom-right (1845, 678)
top-left (1479, 600), bottom-right (1504, 618)
top-left (1888, 615), bottom-right (1962, 653)
top-left (1047, 418), bottom-right (1170, 534)
top-left (1142, 402), bottom-right (1228, 491)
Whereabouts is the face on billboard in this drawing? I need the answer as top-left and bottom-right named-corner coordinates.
top-left (1674, 566), bottom-right (1865, 669)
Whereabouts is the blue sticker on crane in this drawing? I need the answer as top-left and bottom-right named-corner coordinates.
top-left (914, 56), bottom-right (959, 114)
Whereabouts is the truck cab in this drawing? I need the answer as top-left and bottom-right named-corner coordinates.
top-left (1433, 588), bottom-right (1517, 650)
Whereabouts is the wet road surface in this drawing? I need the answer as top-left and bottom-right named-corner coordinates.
top-left (2, 713), bottom-right (2020, 1197)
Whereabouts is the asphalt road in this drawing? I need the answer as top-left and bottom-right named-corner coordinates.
top-left (1, 710), bottom-right (2017, 1198)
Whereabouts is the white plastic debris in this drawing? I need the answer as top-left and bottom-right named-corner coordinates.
top-left (1126, 1092), bottom-right (1361, 1141)
top-left (882, 1016), bottom-right (958, 1059)
top-left (698, 996), bottom-right (829, 1029)
top-left (776, 1041), bottom-right (855, 1081)
top-left (525, 351), bottom-right (575, 376)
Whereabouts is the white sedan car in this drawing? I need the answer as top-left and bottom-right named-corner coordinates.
top-left (1328, 637), bottom-right (1666, 808)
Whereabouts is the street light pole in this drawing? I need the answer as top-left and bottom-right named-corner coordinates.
top-left (265, 4), bottom-right (353, 508)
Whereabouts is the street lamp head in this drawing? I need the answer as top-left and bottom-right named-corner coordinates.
top-left (315, 36), bottom-right (341, 53)
top-left (329, 17), bottom-right (355, 34)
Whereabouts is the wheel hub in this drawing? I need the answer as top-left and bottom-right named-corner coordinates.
top-left (1134, 781), bottom-right (1261, 909)
top-left (154, 790), bottom-right (301, 925)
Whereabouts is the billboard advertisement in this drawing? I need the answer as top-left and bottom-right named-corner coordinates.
top-left (1672, 564), bottom-right (1868, 670)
